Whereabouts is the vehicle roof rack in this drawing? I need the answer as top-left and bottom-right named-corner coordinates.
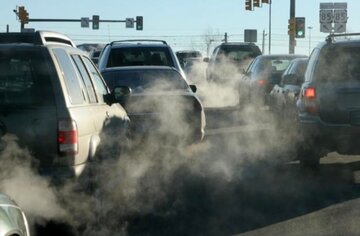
top-left (0, 31), bottom-right (76, 47)
top-left (110, 39), bottom-right (168, 46)
top-left (326, 32), bottom-right (360, 43)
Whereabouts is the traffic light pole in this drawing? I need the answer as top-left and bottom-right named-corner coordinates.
top-left (268, 0), bottom-right (272, 54)
top-left (289, 0), bottom-right (295, 54)
top-left (27, 18), bottom-right (126, 23)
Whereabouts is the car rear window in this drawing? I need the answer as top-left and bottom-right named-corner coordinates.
top-left (315, 46), bottom-right (360, 82)
top-left (0, 47), bottom-right (55, 107)
top-left (103, 69), bottom-right (188, 91)
top-left (218, 45), bottom-right (261, 62)
top-left (106, 47), bottom-right (174, 68)
top-left (252, 57), bottom-right (293, 75)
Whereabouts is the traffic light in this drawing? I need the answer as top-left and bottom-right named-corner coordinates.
top-left (295, 17), bottom-right (305, 38)
top-left (136, 16), bottom-right (143, 30)
top-left (253, 0), bottom-right (260, 7)
top-left (18, 6), bottom-right (29, 24)
top-left (92, 15), bottom-right (99, 30)
top-left (245, 0), bottom-right (253, 11)
top-left (288, 18), bottom-right (295, 36)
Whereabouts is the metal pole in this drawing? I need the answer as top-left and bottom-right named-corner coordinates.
top-left (268, 0), bottom-right (272, 54)
top-left (308, 26), bottom-right (313, 55)
top-left (289, 0), bottom-right (295, 54)
top-left (262, 30), bottom-right (267, 54)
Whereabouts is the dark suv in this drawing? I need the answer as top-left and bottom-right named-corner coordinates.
top-left (206, 42), bottom-right (262, 83)
top-left (0, 31), bottom-right (129, 181)
top-left (296, 33), bottom-right (360, 166)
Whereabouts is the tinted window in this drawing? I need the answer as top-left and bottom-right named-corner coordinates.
top-left (305, 48), bottom-right (320, 82)
top-left (53, 49), bottom-right (85, 104)
top-left (218, 45), bottom-right (261, 62)
top-left (104, 69), bottom-right (188, 91)
top-left (252, 57), bottom-right (294, 76)
top-left (83, 57), bottom-right (108, 103)
top-left (107, 47), bottom-right (174, 67)
top-left (315, 46), bottom-right (360, 82)
top-left (0, 47), bottom-right (55, 106)
top-left (72, 55), bottom-right (97, 103)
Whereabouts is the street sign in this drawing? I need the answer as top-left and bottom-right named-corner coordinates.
top-left (334, 23), bottom-right (346, 33)
top-left (244, 29), bottom-right (257, 43)
top-left (319, 2), bottom-right (347, 33)
top-left (320, 2), bottom-right (334, 9)
top-left (125, 18), bottom-right (134, 28)
top-left (333, 9), bottom-right (347, 23)
top-left (334, 2), bottom-right (347, 9)
top-left (320, 23), bottom-right (332, 33)
top-left (81, 17), bottom-right (89, 28)
top-left (319, 9), bottom-right (333, 23)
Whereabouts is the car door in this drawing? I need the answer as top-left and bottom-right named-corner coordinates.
top-left (82, 56), bottom-right (129, 158)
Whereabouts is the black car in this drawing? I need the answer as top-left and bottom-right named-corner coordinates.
top-left (296, 33), bottom-right (360, 166)
top-left (206, 42), bottom-right (262, 83)
top-left (269, 57), bottom-right (308, 128)
top-left (239, 54), bottom-right (307, 108)
top-left (176, 50), bottom-right (202, 69)
top-left (101, 66), bottom-right (206, 144)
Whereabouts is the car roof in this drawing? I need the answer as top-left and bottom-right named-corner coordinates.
top-left (220, 42), bottom-right (257, 46)
top-left (176, 50), bottom-right (201, 53)
top-left (107, 39), bottom-right (168, 48)
top-left (102, 65), bottom-right (180, 72)
top-left (256, 54), bottom-right (307, 59)
top-left (0, 31), bottom-right (76, 47)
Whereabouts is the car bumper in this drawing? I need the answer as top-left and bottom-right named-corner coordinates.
top-left (298, 114), bottom-right (360, 154)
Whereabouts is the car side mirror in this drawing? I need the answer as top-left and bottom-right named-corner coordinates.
top-left (203, 57), bottom-right (209, 63)
top-left (104, 86), bottom-right (132, 106)
top-left (190, 84), bottom-right (197, 93)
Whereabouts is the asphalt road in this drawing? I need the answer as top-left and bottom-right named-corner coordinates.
top-left (33, 106), bottom-right (360, 236)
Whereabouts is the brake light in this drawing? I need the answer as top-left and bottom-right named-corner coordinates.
top-left (257, 79), bottom-right (266, 86)
top-left (303, 87), bottom-right (317, 114)
top-left (58, 120), bottom-right (78, 155)
top-left (304, 87), bottom-right (316, 99)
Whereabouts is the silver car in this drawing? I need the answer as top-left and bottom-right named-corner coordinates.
top-left (0, 193), bottom-right (30, 236)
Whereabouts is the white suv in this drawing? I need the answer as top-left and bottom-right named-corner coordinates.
top-left (0, 31), bottom-right (130, 182)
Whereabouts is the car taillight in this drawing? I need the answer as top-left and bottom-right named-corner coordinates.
top-left (304, 87), bottom-right (316, 99)
top-left (58, 120), bottom-right (78, 155)
top-left (303, 86), bottom-right (317, 114)
top-left (257, 79), bottom-right (266, 86)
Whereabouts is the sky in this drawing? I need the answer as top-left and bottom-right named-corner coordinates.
top-left (1, 0), bottom-right (360, 56)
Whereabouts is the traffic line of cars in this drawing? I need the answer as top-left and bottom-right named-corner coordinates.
top-left (238, 33), bottom-right (360, 168)
top-left (0, 31), bottom-right (207, 234)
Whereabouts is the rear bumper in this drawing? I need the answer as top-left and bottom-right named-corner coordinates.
top-left (38, 162), bottom-right (86, 183)
top-left (129, 110), bottom-right (205, 144)
top-left (298, 114), bottom-right (360, 154)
